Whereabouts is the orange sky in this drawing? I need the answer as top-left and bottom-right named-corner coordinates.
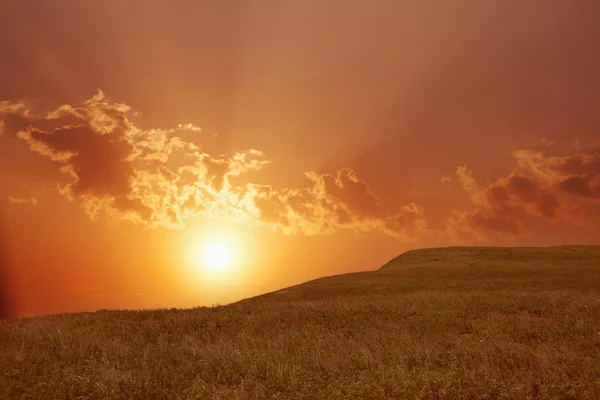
top-left (1, 1), bottom-right (599, 318)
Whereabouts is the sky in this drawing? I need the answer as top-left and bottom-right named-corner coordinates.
top-left (1, 0), bottom-right (599, 318)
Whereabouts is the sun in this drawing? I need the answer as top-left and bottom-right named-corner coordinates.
top-left (202, 241), bottom-right (232, 272)
top-left (183, 223), bottom-right (256, 288)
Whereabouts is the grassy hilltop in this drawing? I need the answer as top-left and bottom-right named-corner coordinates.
top-left (1, 246), bottom-right (600, 399)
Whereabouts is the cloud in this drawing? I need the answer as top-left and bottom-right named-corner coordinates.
top-left (514, 150), bottom-right (600, 199)
top-left (440, 176), bottom-right (452, 185)
top-left (8, 196), bottom-right (38, 205)
top-left (558, 175), bottom-right (600, 199)
top-left (4, 92), bottom-right (599, 245)
top-left (0, 92), bottom-right (269, 227)
top-left (0, 92), bottom-right (425, 239)
top-left (447, 149), bottom-right (600, 242)
top-left (248, 168), bottom-right (426, 239)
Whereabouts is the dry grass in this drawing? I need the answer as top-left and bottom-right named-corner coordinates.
top-left (1, 246), bottom-right (600, 399)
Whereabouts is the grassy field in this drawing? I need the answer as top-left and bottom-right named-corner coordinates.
top-left (1, 246), bottom-right (600, 399)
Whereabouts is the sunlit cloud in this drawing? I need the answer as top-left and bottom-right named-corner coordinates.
top-left (8, 196), bottom-right (38, 205)
top-left (0, 92), bottom-right (425, 238)
top-left (440, 176), bottom-right (452, 185)
top-left (4, 92), bottom-right (599, 243)
top-left (247, 169), bottom-right (427, 239)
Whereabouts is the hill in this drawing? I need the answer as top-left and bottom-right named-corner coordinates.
top-left (243, 245), bottom-right (600, 303)
top-left (1, 246), bottom-right (599, 399)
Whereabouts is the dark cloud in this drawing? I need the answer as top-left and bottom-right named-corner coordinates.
top-left (322, 169), bottom-right (381, 219)
top-left (556, 154), bottom-right (600, 177)
top-left (558, 176), bottom-right (600, 199)
top-left (24, 125), bottom-right (134, 198)
top-left (514, 151), bottom-right (600, 203)
top-left (449, 149), bottom-right (600, 241)
top-left (7, 94), bottom-right (156, 223)
top-left (486, 174), bottom-right (559, 219)
top-left (551, 154), bottom-right (600, 199)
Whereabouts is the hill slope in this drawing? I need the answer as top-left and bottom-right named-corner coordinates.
top-left (1, 246), bottom-right (600, 399)
top-left (244, 245), bottom-right (600, 303)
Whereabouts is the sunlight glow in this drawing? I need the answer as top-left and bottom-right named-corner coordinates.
top-left (181, 221), bottom-right (263, 300)
top-left (202, 241), bottom-right (231, 272)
